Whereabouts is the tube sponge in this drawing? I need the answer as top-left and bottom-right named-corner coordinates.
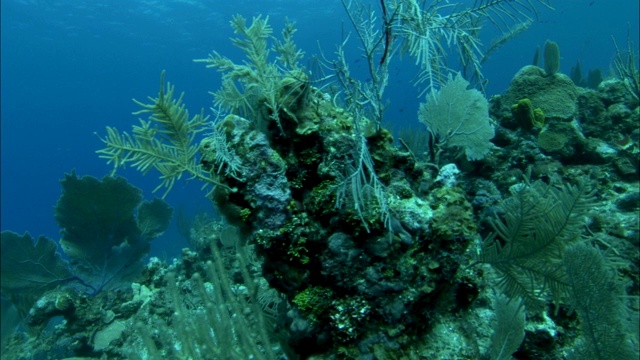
top-left (543, 39), bottom-right (560, 76)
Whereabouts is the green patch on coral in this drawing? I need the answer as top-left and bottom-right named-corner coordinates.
top-left (239, 208), bottom-right (252, 222)
top-left (305, 181), bottom-right (338, 218)
top-left (292, 287), bottom-right (334, 323)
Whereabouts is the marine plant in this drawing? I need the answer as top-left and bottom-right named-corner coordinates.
top-left (612, 33), bottom-right (640, 101)
top-left (478, 177), bottom-right (593, 307)
top-left (194, 15), bottom-right (306, 133)
top-left (418, 73), bottom-right (495, 162)
top-left (0, 171), bottom-right (173, 354)
top-left (96, 71), bottom-right (231, 198)
top-left (54, 171), bottom-right (173, 293)
top-left (564, 242), bottom-right (639, 360)
top-left (1, 172), bottom-right (173, 302)
top-left (387, 0), bottom-right (553, 93)
top-left (0, 231), bottom-right (76, 317)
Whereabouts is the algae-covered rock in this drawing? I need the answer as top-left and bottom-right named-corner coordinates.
top-left (576, 88), bottom-right (608, 138)
top-left (565, 77), bottom-right (639, 164)
top-left (92, 320), bottom-right (126, 352)
top-left (26, 289), bottom-right (77, 331)
top-left (599, 78), bottom-right (639, 109)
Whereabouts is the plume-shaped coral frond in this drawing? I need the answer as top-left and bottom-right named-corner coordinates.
top-left (478, 178), bottom-right (593, 306)
top-left (97, 71), bottom-right (233, 197)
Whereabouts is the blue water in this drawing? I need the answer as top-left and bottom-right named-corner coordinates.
top-left (1, 0), bottom-right (638, 259)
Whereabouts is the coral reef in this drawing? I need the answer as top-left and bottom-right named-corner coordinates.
top-left (2, 4), bottom-right (639, 360)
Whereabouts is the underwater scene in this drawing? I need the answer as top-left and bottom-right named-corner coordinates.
top-left (1, 0), bottom-right (639, 359)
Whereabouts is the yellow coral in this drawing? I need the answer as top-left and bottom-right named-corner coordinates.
top-left (511, 98), bottom-right (545, 129)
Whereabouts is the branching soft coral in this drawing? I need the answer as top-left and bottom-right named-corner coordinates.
top-left (97, 71), bottom-right (233, 197)
top-left (194, 15), bottom-right (305, 132)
